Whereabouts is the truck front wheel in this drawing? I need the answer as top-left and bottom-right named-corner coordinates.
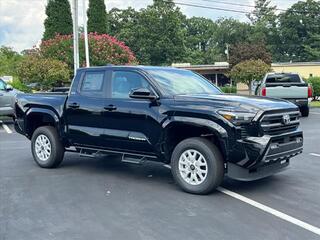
top-left (31, 126), bottom-right (64, 168)
top-left (171, 137), bottom-right (224, 194)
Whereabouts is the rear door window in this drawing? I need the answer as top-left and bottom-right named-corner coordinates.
top-left (80, 71), bottom-right (105, 98)
top-left (266, 74), bottom-right (301, 83)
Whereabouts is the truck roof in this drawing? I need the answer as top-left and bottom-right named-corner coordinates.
top-left (77, 65), bottom-right (185, 72)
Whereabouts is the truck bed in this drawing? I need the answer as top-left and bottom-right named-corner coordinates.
top-left (16, 93), bottom-right (68, 118)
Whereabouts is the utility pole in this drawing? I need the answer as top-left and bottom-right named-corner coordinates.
top-left (83, 0), bottom-right (90, 67)
top-left (72, 0), bottom-right (80, 73)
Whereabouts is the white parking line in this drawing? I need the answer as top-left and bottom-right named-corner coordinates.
top-left (310, 112), bottom-right (320, 115)
top-left (218, 187), bottom-right (320, 236)
top-left (163, 164), bottom-right (320, 236)
top-left (0, 120), bottom-right (13, 134)
top-left (310, 153), bottom-right (320, 157)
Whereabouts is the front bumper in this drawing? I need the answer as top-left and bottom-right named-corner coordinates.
top-left (227, 130), bottom-right (303, 181)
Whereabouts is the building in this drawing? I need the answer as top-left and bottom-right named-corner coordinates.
top-left (172, 62), bottom-right (231, 86)
top-left (172, 61), bottom-right (320, 94)
top-left (271, 62), bottom-right (320, 79)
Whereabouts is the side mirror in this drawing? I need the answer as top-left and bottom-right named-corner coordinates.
top-left (6, 84), bottom-right (13, 91)
top-left (129, 88), bottom-right (157, 100)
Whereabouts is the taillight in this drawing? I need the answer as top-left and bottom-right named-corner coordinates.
top-left (308, 85), bottom-right (313, 98)
top-left (261, 87), bottom-right (266, 96)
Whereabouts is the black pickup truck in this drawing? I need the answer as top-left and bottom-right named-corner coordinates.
top-left (14, 66), bottom-right (303, 194)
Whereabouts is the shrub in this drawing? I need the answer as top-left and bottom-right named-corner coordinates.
top-left (9, 79), bottom-right (32, 93)
top-left (40, 33), bottom-right (137, 73)
top-left (308, 76), bottom-right (320, 100)
top-left (17, 55), bottom-right (70, 90)
top-left (220, 86), bottom-right (237, 94)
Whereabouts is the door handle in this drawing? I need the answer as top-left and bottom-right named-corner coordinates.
top-left (68, 102), bottom-right (80, 109)
top-left (104, 105), bottom-right (117, 111)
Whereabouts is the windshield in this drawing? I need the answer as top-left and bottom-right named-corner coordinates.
top-left (146, 68), bottom-right (222, 96)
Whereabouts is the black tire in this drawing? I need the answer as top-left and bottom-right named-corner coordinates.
top-left (300, 106), bottom-right (309, 117)
top-left (31, 126), bottom-right (64, 168)
top-left (171, 137), bottom-right (224, 195)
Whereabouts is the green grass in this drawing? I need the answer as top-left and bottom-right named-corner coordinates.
top-left (310, 101), bottom-right (320, 108)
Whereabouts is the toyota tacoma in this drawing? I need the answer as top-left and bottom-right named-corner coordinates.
top-left (14, 66), bottom-right (303, 194)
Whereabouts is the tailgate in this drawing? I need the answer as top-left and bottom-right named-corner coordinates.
top-left (265, 83), bottom-right (308, 99)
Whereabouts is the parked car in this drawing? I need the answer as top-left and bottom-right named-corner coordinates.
top-left (50, 87), bottom-right (70, 93)
top-left (14, 66), bottom-right (303, 194)
top-left (0, 78), bottom-right (20, 117)
top-left (254, 73), bottom-right (312, 117)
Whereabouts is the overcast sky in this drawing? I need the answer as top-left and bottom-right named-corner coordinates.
top-left (0, 0), bottom-right (297, 52)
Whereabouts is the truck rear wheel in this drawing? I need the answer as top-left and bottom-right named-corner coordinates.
top-left (300, 106), bottom-right (309, 117)
top-left (31, 126), bottom-right (64, 168)
top-left (171, 137), bottom-right (224, 194)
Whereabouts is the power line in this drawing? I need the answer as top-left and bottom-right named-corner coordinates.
top-left (197, 0), bottom-right (284, 11)
top-left (167, 1), bottom-right (251, 14)
top-left (168, 0), bottom-right (318, 15)
top-left (203, 0), bottom-right (318, 13)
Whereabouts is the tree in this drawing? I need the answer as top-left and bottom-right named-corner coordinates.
top-left (229, 42), bottom-right (272, 66)
top-left (87, 0), bottom-right (108, 34)
top-left (43, 0), bottom-right (73, 40)
top-left (304, 34), bottom-right (320, 60)
top-left (0, 46), bottom-right (23, 76)
top-left (184, 17), bottom-right (219, 64)
top-left (229, 59), bottom-right (271, 94)
top-left (185, 17), bottom-right (216, 52)
top-left (109, 7), bottom-right (139, 37)
top-left (109, 0), bottom-right (187, 65)
top-left (246, 0), bottom-right (280, 61)
top-left (247, 0), bottom-right (276, 24)
top-left (17, 55), bottom-right (70, 90)
top-left (40, 33), bottom-right (137, 74)
top-left (213, 18), bottom-right (253, 58)
top-left (278, 0), bottom-right (320, 62)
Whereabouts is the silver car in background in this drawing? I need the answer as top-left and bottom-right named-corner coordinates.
top-left (0, 78), bottom-right (20, 117)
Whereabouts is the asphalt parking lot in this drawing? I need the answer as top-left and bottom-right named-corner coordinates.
top-left (1, 110), bottom-right (320, 240)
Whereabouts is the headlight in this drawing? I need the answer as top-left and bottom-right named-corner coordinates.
top-left (218, 110), bottom-right (256, 126)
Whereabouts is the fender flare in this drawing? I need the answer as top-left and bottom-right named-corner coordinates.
top-left (25, 108), bottom-right (61, 137)
top-left (162, 116), bottom-right (229, 160)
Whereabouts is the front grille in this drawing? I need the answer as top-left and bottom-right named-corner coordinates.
top-left (260, 111), bottom-right (300, 135)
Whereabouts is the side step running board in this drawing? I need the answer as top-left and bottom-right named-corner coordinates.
top-left (76, 147), bottom-right (156, 163)
top-left (121, 154), bottom-right (146, 165)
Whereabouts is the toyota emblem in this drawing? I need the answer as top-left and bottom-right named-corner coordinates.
top-left (282, 114), bottom-right (291, 125)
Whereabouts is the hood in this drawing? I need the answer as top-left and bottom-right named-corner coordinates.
top-left (174, 94), bottom-right (298, 112)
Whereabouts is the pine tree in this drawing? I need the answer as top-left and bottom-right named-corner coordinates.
top-left (43, 0), bottom-right (73, 40)
top-left (247, 0), bottom-right (276, 24)
top-left (87, 0), bottom-right (108, 34)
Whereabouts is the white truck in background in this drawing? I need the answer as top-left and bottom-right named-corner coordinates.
top-left (254, 73), bottom-right (312, 117)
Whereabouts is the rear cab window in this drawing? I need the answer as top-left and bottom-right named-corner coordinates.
top-left (266, 74), bottom-right (302, 84)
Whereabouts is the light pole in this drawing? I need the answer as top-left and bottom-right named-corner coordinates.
top-left (72, 0), bottom-right (80, 73)
top-left (83, 0), bottom-right (90, 67)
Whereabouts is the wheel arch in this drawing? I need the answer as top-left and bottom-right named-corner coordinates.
top-left (25, 108), bottom-right (61, 139)
top-left (162, 117), bottom-right (229, 163)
